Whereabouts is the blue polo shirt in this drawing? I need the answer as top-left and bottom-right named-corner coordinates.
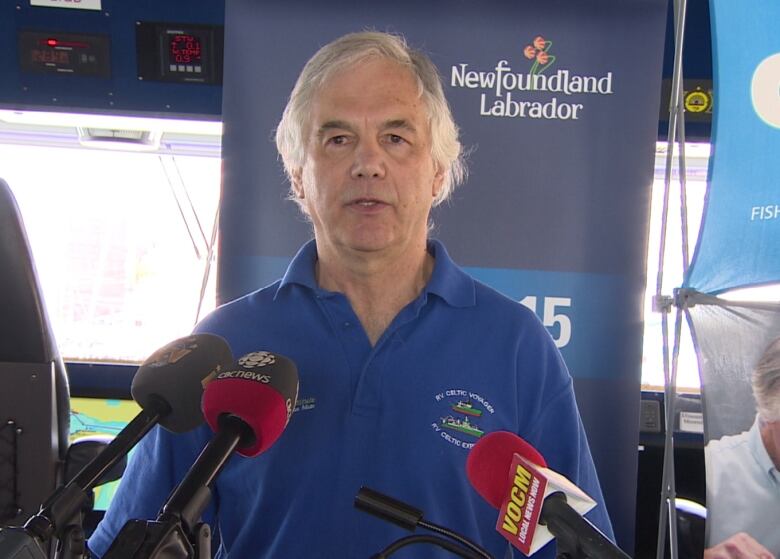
top-left (89, 239), bottom-right (613, 558)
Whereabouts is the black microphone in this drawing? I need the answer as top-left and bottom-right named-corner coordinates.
top-left (355, 487), bottom-right (493, 559)
top-left (102, 351), bottom-right (299, 559)
top-left (0, 334), bottom-right (232, 559)
top-left (466, 431), bottom-right (628, 559)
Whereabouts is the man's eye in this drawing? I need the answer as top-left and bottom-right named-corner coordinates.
top-left (328, 135), bottom-right (348, 145)
top-left (387, 134), bottom-right (406, 144)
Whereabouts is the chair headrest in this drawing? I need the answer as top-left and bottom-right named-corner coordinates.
top-left (0, 178), bottom-right (58, 363)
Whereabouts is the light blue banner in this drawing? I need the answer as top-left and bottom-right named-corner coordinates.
top-left (685, 0), bottom-right (780, 294)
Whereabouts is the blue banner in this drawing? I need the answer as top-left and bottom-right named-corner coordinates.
top-left (220, 0), bottom-right (667, 550)
top-left (685, 0), bottom-right (780, 294)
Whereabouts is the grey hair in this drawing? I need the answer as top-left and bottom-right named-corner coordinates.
top-left (275, 31), bottom-right (466, 208)
top-left (753, 337), bottom-right (780, 422)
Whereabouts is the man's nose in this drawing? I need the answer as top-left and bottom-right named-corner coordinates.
top-left (350, 139), bottom-right (386, 180)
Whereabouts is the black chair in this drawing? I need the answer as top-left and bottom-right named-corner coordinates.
top-left (0, 177), bottom-right (71, 526)
top-left (676, 498), bottom-right (706, 559)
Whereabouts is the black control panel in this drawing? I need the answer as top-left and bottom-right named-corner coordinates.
top-left (135, 21), bottom-right (223, 85)
top-left (18, 30), bottom-right (111, 77)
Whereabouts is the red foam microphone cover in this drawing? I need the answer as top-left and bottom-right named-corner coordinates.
top-left (466, 430), bottom-right (547, 509)
top-left (201, 351), bottom-right (299, 457)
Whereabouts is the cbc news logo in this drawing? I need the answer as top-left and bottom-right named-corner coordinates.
top-left (239, 351), bottom-right (276, 368)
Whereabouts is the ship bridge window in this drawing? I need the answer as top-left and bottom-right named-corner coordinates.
top-left (3, 119), bottom-right (777, 385)
top-left (0, 110), bottom-right (222, 363)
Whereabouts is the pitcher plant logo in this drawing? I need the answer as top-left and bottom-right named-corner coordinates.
top-left (524, 35), bottom-right (556, 76)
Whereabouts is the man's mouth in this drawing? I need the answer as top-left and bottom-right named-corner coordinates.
top-left (350, 198), bottom-right (385, 207)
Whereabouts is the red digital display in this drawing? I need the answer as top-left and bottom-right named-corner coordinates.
top-left (136, 22), bottom-right (221, 84)
top-left (31, 49), bottom-right (71, 65)
top-left (41, 38), bottom-right (89, 49)
top-left (169, 34), bottom-right (202, 65)
top-left (19, 30), bottom-right (111, 77)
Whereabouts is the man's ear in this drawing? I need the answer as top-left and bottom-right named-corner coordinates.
top-left (432, 165), bottom-right (445, 199)
top-left (291, 168), bottom-right (305, 199)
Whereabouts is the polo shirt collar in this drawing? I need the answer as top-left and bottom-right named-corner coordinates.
top-left (425, 239), bottom-right (475, 307)
top-left (274, 238), bottom-right (475, 308)
top-left (276, 239), bottom-right (319, 295)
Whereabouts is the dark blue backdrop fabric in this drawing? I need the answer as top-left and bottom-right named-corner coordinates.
top-left (219, 0), bottom-right (667, 550)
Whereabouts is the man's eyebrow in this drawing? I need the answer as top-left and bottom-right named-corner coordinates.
top-left (316, 120), bottom-right (353, 137)
top-left (315, 118), bottom-right (418, 138)
top-left (382, 119), bottom-right (417, 133)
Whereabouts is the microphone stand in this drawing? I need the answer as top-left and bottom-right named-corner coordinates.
top-left (0, 405), bottom-right (166, 559)
top-left (103, 415), bottom-right (251, 559)
top-left (55, 517), bottom-right (87, 559)
top-left (372, 534), bottom-right (486, 559)
top-left (355, 487), bottom-right (494, 559)
top-left (540, 493), bottom-right (630, 559)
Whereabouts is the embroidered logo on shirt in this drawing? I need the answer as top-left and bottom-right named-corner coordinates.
top-left (293, 396), bottom-right (316, 413)
top-left (431, 389), bottom-right (495, 450)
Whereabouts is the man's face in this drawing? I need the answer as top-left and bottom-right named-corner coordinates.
top-left (762, 418), bottom-right (780, 469)
top-left (292, 57), bottom-right (444, 259)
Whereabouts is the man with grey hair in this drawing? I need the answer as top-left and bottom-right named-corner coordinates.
top-left (89, 31), bottom-right (613, 558)
top-left (705, 337), bottom-right (780, 559)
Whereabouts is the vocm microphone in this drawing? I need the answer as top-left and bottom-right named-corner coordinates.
top-left (466, 431), bottom-right (629, 559)
top-left (0, 334), bottom-right (232, 559)
top-left (102, 350), bottom-right (299, 559)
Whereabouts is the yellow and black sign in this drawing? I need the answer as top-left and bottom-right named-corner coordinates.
top-left (659, 79), bottom-right (714, 124)
top-left (684, 88), bottom-right (712, 114)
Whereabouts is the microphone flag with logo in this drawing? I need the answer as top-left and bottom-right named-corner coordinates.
top-left (201, 350), bottom-right (299, 457)
top-left (466, 431), bottom-right (596, 556)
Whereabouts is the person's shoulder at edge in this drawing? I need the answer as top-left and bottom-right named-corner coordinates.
top-left (195, 279), bottom-right (284, 332)
top-left (705, 427), bottom-right (752, 454)
top-left (195, 241), bottom-right (319, 335)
